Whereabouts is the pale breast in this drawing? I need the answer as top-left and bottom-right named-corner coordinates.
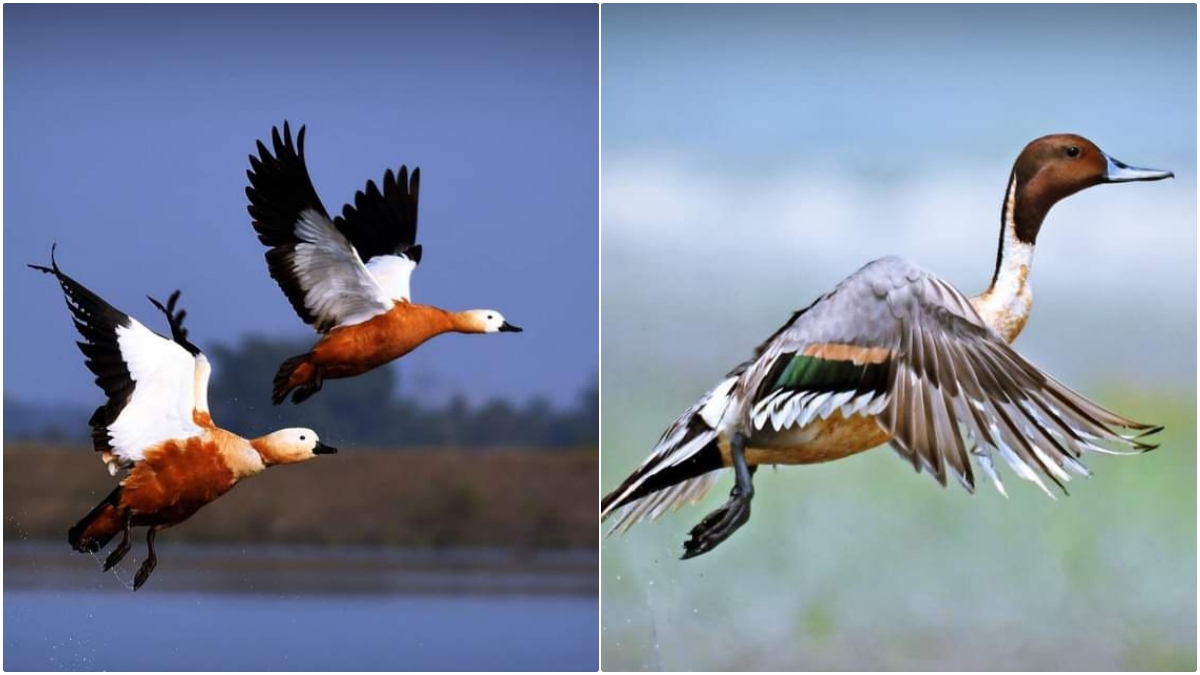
top-left (970, 264), bottom-right (1033, 344)
top-left (209, 428), bottom-right (265, 478)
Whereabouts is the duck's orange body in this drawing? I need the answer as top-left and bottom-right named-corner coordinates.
top-left (249, 124), bottom-right (521, 406)
top-left (275, 303), bottom-right (482, 402)
top-left (71, 427), bottom-right (268, 550)
top-left (314, 303), bottom-right (461, 378)
top-left (35, 206), bottom-right (339, 590)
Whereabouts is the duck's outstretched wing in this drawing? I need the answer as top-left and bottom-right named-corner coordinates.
top-left (741, 256), bottom-right (1161, 496)
top-left (30, 249), bottom-right (203, 474)
top-left (334, 165), bottom-right (421, 303)
top-left (246, 122), bottom-right (393, 333)
top-left (147, 290), bottom-right (213, 428)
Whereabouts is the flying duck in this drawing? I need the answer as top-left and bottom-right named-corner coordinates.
top-left (32, 249), bottom-right (337, 590)
top-left (602, 134), bottom-right (1172, 559)
top-left (246, 122), bottom-right (522, 405)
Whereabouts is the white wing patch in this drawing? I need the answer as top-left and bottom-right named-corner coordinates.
top-left (105, 320), bottom-right (203, 465)
top-left (365, 254), bottom-right (417, 302)
top-left (698, 376), bottom-right (737, 429)
top-left (292, 210), bottom-right (394, 328)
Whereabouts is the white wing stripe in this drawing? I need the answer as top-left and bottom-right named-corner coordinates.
top-left (698, 377), bottom-right (737, 428)
top-left (193, 353), bottom-right (212, 414)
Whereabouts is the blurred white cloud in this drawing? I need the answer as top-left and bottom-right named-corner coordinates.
top-left (603, 152), bottom-right (1196, 390)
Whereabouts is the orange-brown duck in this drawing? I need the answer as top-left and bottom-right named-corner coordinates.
top-left (246, 123), bottom-right (522, 405)
top-left (32, 250), bottom-right (337, 589)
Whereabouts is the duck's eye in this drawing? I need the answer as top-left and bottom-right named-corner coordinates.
top-left (487, 314), bottom-right (494, 320)
top-left (1066, 145), bottom-right (1080, 158)
top-left (300, 435), bottom-right (306, 441)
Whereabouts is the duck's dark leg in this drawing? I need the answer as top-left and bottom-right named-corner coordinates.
top-left (291, 366), bottom-right (324, 405)
top-left (682, 431), bottom-right (756, 559)
top-left (102, 512), bottom-right (133, 571)
top-left (133, 527), bottom-right (159, 591)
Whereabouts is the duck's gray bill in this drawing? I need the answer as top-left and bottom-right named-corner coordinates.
top-left (499, 321), bottom-right (523, 333)
top-left (1104, 154), bottom-right (1174, 182)
top-left (314, 441), bottom-right (338, 455)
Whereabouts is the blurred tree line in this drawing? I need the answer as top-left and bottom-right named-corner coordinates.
top-left (7, 336), bottom-right (597, 451)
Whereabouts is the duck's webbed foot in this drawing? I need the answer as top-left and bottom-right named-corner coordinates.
top-left (290, 367), bottom-right (324, 405)
top-left (103, 512), bottom-right (133, 571)
top-left (681, 432), bottom-right (756, 559)
top-left (133, 527), bottom-right (158, 591)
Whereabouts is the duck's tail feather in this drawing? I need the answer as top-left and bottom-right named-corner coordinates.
top-left (602, 440), bottom-right (724, 535)
top-left (602, 376), bottom-right (740, 534)
top-left (68, 486), bottom-right (125, 553)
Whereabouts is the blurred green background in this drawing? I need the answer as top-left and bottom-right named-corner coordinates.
top-left (601, 4), bottom-right (1196, 670)
top-left (602, 393), bottom-right (1194, 670)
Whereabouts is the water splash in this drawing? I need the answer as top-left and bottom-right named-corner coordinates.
top-left (86, 549), bottom-right (136, 591)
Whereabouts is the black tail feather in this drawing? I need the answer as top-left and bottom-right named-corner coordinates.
top-left (68, 486), bottom-right (124, 553)
top-left (602, 436), bottom-right (724, 517)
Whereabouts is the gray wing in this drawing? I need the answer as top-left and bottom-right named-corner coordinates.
top-left (738, 256), bottom-right (1161, 495)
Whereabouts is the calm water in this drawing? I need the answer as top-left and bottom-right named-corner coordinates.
top-left (5, 543), bottom-right (597, 671)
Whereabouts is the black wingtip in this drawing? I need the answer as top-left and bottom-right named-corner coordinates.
top-left (410, 167), bottom-right (420, 201)
top-left (29, 243), bottom-right (61, 276)
top-left (147, 289), bottom-right (201, 356)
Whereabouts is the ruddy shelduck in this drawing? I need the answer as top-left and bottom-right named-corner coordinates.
top-left (246, 122), bottom-right (523, 404)
top-left (602, 134), bottom-right (1171, 559)
top-left (32, 249), bottom-right (337, 590)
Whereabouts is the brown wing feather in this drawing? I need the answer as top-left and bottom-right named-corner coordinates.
top-left (880, 274), bottom-right (1161, 496)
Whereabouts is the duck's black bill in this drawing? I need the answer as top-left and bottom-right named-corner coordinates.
top-left (1104, 154), bottom-right (1174, 183)
top-left (314, 441), bottom-right (338, 455)
top-left (499, 321), bottom-right (523, 333)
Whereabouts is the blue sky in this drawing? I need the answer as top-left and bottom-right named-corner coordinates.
top-left (5, 4), bottom-right (598, 407)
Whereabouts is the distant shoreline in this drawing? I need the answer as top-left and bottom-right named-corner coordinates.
top-left (6, 443), bottom-right (599, 550)
top-left (6, 540), bottom-right (597, 597)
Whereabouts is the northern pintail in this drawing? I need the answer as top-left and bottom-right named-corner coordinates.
top-left (602, 134), bottom-right (1172, 559)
